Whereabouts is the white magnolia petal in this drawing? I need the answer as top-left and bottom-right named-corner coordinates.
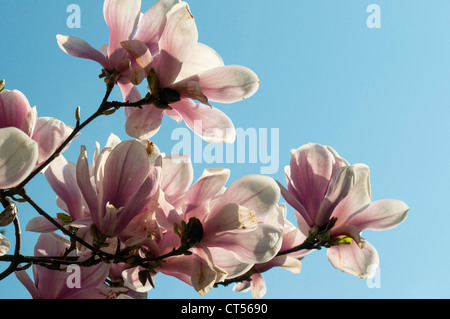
top-left (0, 127), bottom-right (38, 189)
top-left (327, 239), bottom-right (379, 279)
top-left (0, 233), bottom-right (10, 256)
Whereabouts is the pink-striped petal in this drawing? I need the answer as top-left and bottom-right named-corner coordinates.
top-left (0, 89), bottom-right (31, 129)
top-left (134, 0), bottom-right (181, 55)
top-left (103, 0), bottom-right (141, 68)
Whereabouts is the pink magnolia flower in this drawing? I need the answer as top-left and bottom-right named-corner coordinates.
top-left (15, 233), bottom-right (127, 299)
top-left (29, 135), bottom-right (161, 239)
top-left (279, 143), bottom-right (409, 278)
top-left (121, 2), bottom-right (259, 143)
top-left (155, 165), bottom-right (283, 295)
top-left (57, 0), bottom-right (259, 144)
top-left (0, 89), bottom-right (73, 188)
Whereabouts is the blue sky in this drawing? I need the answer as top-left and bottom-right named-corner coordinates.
top-left (1, 0), bottom-right (449, 299)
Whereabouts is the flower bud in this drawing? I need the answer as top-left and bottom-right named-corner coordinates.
top-left (0, 203), bottom-right (17, 227)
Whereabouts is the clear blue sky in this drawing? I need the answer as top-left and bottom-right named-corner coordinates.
top-left (1, 0), bottom-right (449, 299)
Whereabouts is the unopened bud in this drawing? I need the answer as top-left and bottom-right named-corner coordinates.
top-left (75, 106), bottom-right (81, 123)
top-left (0, 79), bottom-right (4, 92)
top-left (0, 203), bottom-right (17, 226)
top-left (187, 217), bottom-right (203, 245)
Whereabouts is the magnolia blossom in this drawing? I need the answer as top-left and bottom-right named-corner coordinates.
top-left (57, 0), bottom-right (259, 143)
top-left (28, 134), bottom-right (161, 239)
top-left (15, 233), bottom-right (127, 299)
top-left (154, 159), bottom-right (283, 295)
top-left (279, 143), bottom-right (409, 278)
top-left (0, 89), bottom-right (73, 189)
top-left (121, 2), bottom-right (259, 143)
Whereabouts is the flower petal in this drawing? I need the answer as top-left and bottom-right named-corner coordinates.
top-left (45, 155), bottom-right (84, 220)
top-left (287, 143), bottom-right (348, 225)
top-left (25, 216), bottom-right (61, 233)
top-left (103, 0), bottom-right (141, 68)
top-left (0, 127), bottom-right (38, 189)
top-left (102, 140), bottom-right (150, 209)
top-left (121, 39), bottom-right (154, 73)
top-left (0, 233), bottom-right (10, 256)
top-left (176, 42), bottom-right (224, 81)
top-left (327, 239), bottom-right (379, 278)
top-left (172, 100), bottom-right (236, 143)
top-left (330, 164), bottom-right (372, 228)
top-left (347, 199), bottom-right (409, 232)
top-left (31, 117), bottom-right (75, 168)
top-left (125, 104), bottom-right (164, 140)
top-left (56, 35), bottom-right (112, 70)
top-left (213, 175), bottom-right (280, 220)
top-left (0, 89), bottom-right (31, 129)
top-left (197, 65), bottom-right (260, 104)
top-left (134, 0), bottom-right (181, 55)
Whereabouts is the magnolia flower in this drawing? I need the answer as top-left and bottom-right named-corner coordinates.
top-left (57, 0), bottom-right (259, 144)
top-left (279, 143), bottom-right (409, 278)
top-left (15, 233), bottom-right (127, 299)
top-left (156, 165), bottom-right (283, 295)
top-left (28, 135), bottom-right (161, 239)
top-left (121, 2), bottom-right (259, 143)
top-left (0, 89), bottom-right (74, 189)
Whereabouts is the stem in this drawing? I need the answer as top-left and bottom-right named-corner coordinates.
top-left (0, 216), bottom-right (22, 281)
top-left (18, 190), bottom-right (100, 256)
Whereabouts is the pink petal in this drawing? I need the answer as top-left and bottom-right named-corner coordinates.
top-left (197, 65), bottom-right (260, 103)
top-left (76, 145), bottom-right (99, 225)
top-left (184, 168), bottom-right (230, 217)
top-left (176, 42), bottom-right (224, 81)
top-left (101, 140), bottom-right (150, 210)
top-left (56, 35), bottom-right (112, 70)
top-left (287, 143), bottom-right (348, 225)
top-left (31, 117), bottom-right (74, 168)
top-left (15, 270), bottom-right (40, 299)
top-left (204, 203), bottom-right (258, 236)
top-left (191, 247), bottom-right (226, 296)
top-left (159, 2), bottom-right (198, 67)
top-left (172, 99), bottom-right (235, 143)
top-left (161, 154), bottom-right (193, 206)
top-left (134, 0), bottom-right (181, 55)
top-left (125, 104), bottom-right (164, 140)
top-left (330, 164), bottom-right (372, 228)
top-left (20, 106), bottom-right (37, 137)
top-left (316, 164), bottom-right (368, 227)
top-left (0, 89), bottom-right (31, 129)
top-left (25, 217), bottom-right (61, 233)
top-left (103, 0), bottom-right (141, 68)
top-left (212, 224), bottom-right (282, 264)
top-left (45, 155), bottom-right (84, 220)
top-left (327, 239), bottom-right (379, 278)
top-left (249, 273), bottom-right (267, 299)
top-left (212, 175), bottom-right (280, 220)
top-left (121, 39), bottom-right (154, 73)
top-left (346, 199), bottom-right (409, 232)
